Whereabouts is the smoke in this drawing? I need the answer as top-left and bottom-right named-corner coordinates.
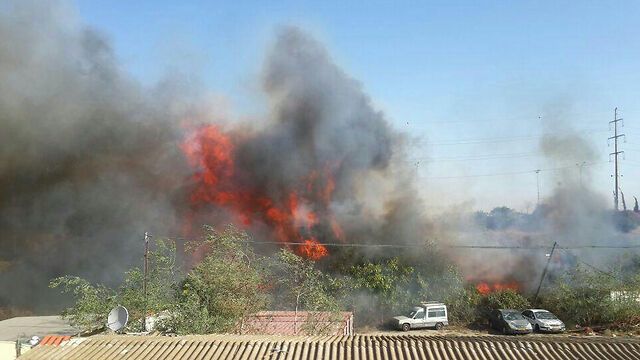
top-left (0, 3), bottom-right (430, 311)
top-left (182, 27), bottom-right (430, 258)
top-left (3, 2), bottom-right (630, 314)
top-left (0, 1), bottom-right (191, 310)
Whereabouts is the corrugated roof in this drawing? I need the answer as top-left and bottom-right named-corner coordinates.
top-left (240, 311), bottom-right (353, 336)
top-left (19, 334), bottom-right (640, 360)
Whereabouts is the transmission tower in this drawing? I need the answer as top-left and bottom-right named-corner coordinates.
top-left (609, 107), bottom-right (625, 211)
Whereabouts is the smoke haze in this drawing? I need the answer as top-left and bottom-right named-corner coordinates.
top-left (1, 1), bottom-right (637, 313)
top-left (0, 2), bottom-right (430, 310)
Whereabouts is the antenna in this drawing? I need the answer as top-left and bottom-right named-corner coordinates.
top-left (107, 305), bottom-right (129, 332)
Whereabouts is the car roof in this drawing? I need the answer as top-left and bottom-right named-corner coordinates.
top-left (524, 309), bottom-right (551, 312)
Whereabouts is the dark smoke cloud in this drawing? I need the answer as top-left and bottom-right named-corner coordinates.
top-left (251, 27), bottom-right (428, 248)
top-left (0, 1), bottom-right (190, 311)
top-left (0, 3), bottom-right (430, 311)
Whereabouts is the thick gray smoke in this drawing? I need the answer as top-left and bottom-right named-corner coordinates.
top-left (0, 3), bottom-right (429, 311)
top-left (186, 27), bottom-right (429, 256)
top-left (255, 27), bottom-right (426, 247)
top-left (0, 1), bottom-right (190, 311)
top-left (446, 121), bottom-right (637, 292)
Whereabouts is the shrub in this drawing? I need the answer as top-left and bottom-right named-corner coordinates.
top-left (445, 285), bottom-right (482, 324)
top-left (477, 289), bottom-right (530, 321)
top-left (540, 266), bottom-right (640, 327)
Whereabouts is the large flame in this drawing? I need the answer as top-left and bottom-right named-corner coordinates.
top-left (181, 124), bottom-right (345, 260)
top-left (475, 281), bottom-right (520, 295)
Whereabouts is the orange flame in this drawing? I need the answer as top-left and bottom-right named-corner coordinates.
top-left (181, 124), bottom-right (340, 260)
top-left (475, 281), bottom-right (520, 295)
top-left (298, 239), bottom-right (329, 260)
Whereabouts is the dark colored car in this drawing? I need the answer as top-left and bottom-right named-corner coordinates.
top-left (488, 309), bottom-right (532, 334)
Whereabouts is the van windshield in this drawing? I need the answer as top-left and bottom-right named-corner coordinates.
top-left (407, 308), bottom-right (422, 318)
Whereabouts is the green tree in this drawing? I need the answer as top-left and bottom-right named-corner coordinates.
top-left (167, 225), bottom-right (270, 334)
top-left (268, 249), bottom-right (342, 334)
top-left (271, 249), bottom-right (339, 312)
top-left (118, 238), bottom-right (179, 330)
top-left (50, 238), bottom-right (179, 332)
top-left (49, 276), bottom-right (117, 331)
top-left (348, 258), bottom-right (415, 323)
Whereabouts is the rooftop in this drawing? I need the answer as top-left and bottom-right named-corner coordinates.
top-left (240, 311), bottom-right (353, 336)
top-left (18, 334), bottom-right (640, 360)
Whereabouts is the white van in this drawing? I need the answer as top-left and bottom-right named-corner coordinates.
top-left (393, 302), bottom-right (448, 331)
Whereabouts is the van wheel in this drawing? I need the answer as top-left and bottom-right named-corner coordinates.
top-left (402, 323), bottom-right (410, 332)
top-left (435, 322), bottom-right (444, 330)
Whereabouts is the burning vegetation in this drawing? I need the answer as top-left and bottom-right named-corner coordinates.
top-left (4, 2), bottom-right (640, 333)
top-left (181, 123), bottom-right (339, 260)
top-left (475, 281), bottom-right (520, 295)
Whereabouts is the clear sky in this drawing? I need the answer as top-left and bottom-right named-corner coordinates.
top-left (75, 0), bottom-right (640, 212)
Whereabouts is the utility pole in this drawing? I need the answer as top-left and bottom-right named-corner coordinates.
top-left (142, 232), bottom-right (151, 331)
top-left (576, 161), bottom-right (586, 188)
top-left (535, 169), bottom-right (541, 205)
top-left (534, 242), bottom-right (557, 304)
top-left (609, 108), bottom-right (625, 211)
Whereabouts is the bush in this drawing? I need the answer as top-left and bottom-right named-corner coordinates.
top-left (477, 289), bottom-right (530, 321)
top-left (445, 285), bottom-right (482, 324)
top-left (540, 266), bottom-right (640, 327)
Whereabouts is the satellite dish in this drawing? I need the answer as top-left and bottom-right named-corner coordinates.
top-left (107, 305), bottom-right (129, 332)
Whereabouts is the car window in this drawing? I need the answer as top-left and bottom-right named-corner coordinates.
top-left (522, 310), bottom-right (532, 318)
top-left (534, 311), bottom-right (557, 320)
top-left (503, 312), bottom-right (525, 320)
top-left (428, 307), bottom-right (445, 318)
top-left (416, 309), bottom-right (425, 319)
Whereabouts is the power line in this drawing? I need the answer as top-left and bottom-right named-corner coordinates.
top-left (420, 162), bottom-right (603, 180)
top-left (414, 111), bottom-right (613, 126)
top-left (419, 129), bottom-right (607, 146)
top-left (406, 152), bottom-right (539, 163)
top-left (164, 237), bottom-right (640, 250)
top-left (555, 244), bottom-right (621, 280)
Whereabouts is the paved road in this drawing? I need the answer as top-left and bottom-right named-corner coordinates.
top-left (0, 316), bottom-right (76, 342)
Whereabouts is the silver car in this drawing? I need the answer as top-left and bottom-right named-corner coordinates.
top-left (522, 309), bottom-right (566, 333)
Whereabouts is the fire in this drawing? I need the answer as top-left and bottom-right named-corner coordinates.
top-left (298, 239), bottom-right (329, 260)
top-left (475, 281), bottom-right (520, 295)
top-left (181, 124), bottom-right (344, 260)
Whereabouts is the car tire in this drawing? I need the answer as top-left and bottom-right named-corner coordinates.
top-left (502, 326), bottom-right (508, 335)
top-left (535, 324), bottom-right (540, 332)
top-left (435, 322), bottom-right (444, 331)
top-left (402, 323), bottom-right (410, 332)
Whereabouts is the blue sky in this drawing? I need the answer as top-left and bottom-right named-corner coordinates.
top-left (75, 0), bottom-right (640, 211)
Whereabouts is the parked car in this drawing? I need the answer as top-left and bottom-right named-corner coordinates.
top-left (488, 309), bottom-right (532, 334)
top-left (393, 302), bottom-right (448, 331)
top-left (522, 309), bottom-right (566, 333)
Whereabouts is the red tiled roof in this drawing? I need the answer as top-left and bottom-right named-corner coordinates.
top-left (38, 335), bottom-right (71, 346)
top-left (239, 311), bottom-right (353, 336)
